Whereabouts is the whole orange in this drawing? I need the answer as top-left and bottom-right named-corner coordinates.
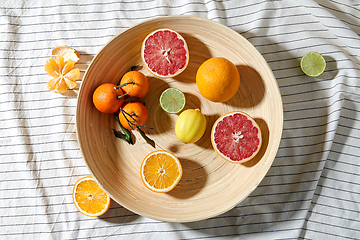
top-left (119, 71), bottom-right (149, 98)
top-left (93, 83), bottom-right (125, 114)
top-left (119, 101), bottom-right (148, 130)
top-left (196, 57), bottom-right (240, 102)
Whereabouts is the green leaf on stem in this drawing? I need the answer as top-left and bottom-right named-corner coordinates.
top-left (130, 65), bottom-right (139, 71)
top-left (113, 114), bottom-right (134, 145)
top-left (119, 108), bottom-right (155, 147)
top-left (137, 126), bottom-right (155, 148)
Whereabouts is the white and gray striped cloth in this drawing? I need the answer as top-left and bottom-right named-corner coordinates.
top-left (1, 1), bottom-right (360, 239)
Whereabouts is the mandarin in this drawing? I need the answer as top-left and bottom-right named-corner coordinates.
top-left (196, 57), bottom-right (240, 102)
top-left (93, 83), bottom-right (126, 114)
top-left (45, 56), bottom-right (80, 93)
top-left (119, 101), bottom-right (148, 130)
top-left (119, 71), bottom-right (149, 98)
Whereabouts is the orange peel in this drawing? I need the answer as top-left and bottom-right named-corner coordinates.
top-left (52, 45), bottom-right (80, 63)
top-left (45, 45), bottom-right (81, 93)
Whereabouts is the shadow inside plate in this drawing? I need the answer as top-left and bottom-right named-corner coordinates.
top-left (226, 65), bottom-right (266, 108)
top-left (242, 117), bottom-right (269, 168)
top-left (167, 158), bottom-right (208, 199)
top-left (173, 32), bottom-right (212, 83)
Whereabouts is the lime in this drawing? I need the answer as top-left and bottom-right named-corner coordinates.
top-left (300, 52), bottom-right (326, 77)
top-left (159, 88), bottom-right (186, 114)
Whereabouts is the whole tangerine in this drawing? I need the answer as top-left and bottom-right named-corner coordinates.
top-left (196, 57), bottom-right (240, 102)
top-left (119, 101), bottom-right (148, 130)
top-left (119, 71), bottom-right (149, 98)
top-left (93, 83), bottom-right (126, 114)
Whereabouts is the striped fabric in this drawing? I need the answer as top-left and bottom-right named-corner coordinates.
top-left (1, 0), bottom-right (360, 239)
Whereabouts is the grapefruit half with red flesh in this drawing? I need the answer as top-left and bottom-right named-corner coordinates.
top-left (141, 28), bottom-right (189, 78)
top-left (211, 111), bottom-right (262, 163)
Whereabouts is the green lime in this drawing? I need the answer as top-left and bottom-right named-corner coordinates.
top-left (300, 52), bottom-right (326, 77)
top-left (159, 88), bottom-right (186, 114)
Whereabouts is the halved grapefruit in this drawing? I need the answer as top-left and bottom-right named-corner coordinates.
top-left (141, 28), bottom-right (189, 78)
top-left (211, 111), bottom-right (262, 163)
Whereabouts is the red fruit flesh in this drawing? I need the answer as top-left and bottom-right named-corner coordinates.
top-left (212, 112), bottom-right (261, 163)
top-left (142, 29), bottom-right (188, 77)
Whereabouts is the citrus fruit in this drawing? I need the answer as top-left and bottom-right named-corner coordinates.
top-left (45, 56), bottom-right (80, 93)
top-left (119, 101), bottom-right (148, 130)
top-left (141, 150), bottom-right (183, 193)
top-left (52, 45), bottom-right (80, 63)
top-left (196, 57), bottom-right (240, 102)
top-left (141, 28), bottom-right (189, 78)
top-left (175, 108), bottom-right (207, 143)
top-left (211, 111), bottom-right (262, 163)
top-left (72, 176), bottom-right (112, 217)
top-left (92, 83), bottom-right (126, 114)
top-left (159, 88), bottom-right (186, 114)
top-left (300, 52), bottom-right (326, 77)
top-left (119, 71), bottom-right (149, 98)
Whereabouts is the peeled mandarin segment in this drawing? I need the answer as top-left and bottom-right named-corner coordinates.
top-left (62, 59), bottom-right (75, 75)
top-left (64, 68), bottom-right (80, 89)
top-left (52, 78), bottom-right (68, 93)
top-left (46, 77), bottom-right (61, 91)
top-left (64, 77), bottom-right (77, 89)
top-left (65, 68), bottom-right (80, 80)
top-left (54, 56), bottom-right (65, 70)
top-left (45, 55), bottom-right (80, 93)
top-left (44, 58), bottom-right (59, 77)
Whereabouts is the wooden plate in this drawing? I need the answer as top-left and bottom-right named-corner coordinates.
top-left (76, 15), bottom-right (283, 222)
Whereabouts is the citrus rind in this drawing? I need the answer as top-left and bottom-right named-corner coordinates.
top-left (141, 28), bottom-right (189, 78)
top-left (72, 176), bottom-right (112, 217)
top-left (159, 88), bottom-right (186, 114)
top-left (140, 150), bottom-right (183, 193)
top-left (300, 52), bottom-right (326, 77)
top-left (52, 45), bottom-right (80, 63)
top-left (211, 111), bottom-right (262, 163)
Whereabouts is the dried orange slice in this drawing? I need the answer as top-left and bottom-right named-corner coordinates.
top-left (141, 150), bottom-right (182, 193)
top-left (52, 45), bottom-right (80, 63)
top-left (72, 176), bottom-right (112, 217)
top-left (45, 56), bottom-right (80, 93)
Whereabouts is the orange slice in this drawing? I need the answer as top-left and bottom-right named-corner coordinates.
top-left (52, 45), bottom-right (80, 63)
top-left (45, 56), bottom-right (80, 93)
top-left (140, 150), bottom-right (183, 193)
top-left (72, 176), bottom-right (112, 217)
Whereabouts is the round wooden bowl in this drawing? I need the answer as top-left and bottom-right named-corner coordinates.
top-left (76, 15), bottom-right (283, 222)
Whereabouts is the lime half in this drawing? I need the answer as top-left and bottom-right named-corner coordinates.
top-left (159, 88), bottom-right (186, 114)
top-left (300, 52), bottom-right (326, 77)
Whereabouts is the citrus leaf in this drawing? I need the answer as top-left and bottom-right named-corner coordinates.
top-left (114, 114), bottom-right (134, 145)
top-left (112, 129), bottom-right (132, 144)
top-left (130, 65), bottom-right (139, 71)
top-left (137, 126), bottom-right (155, 148)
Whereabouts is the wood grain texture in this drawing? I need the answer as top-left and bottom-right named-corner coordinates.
top-left (76, 15), bottom-right (283, 222)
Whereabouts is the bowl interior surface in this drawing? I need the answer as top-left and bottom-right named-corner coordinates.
top-left (76, 15), bottom-right (283, 222)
